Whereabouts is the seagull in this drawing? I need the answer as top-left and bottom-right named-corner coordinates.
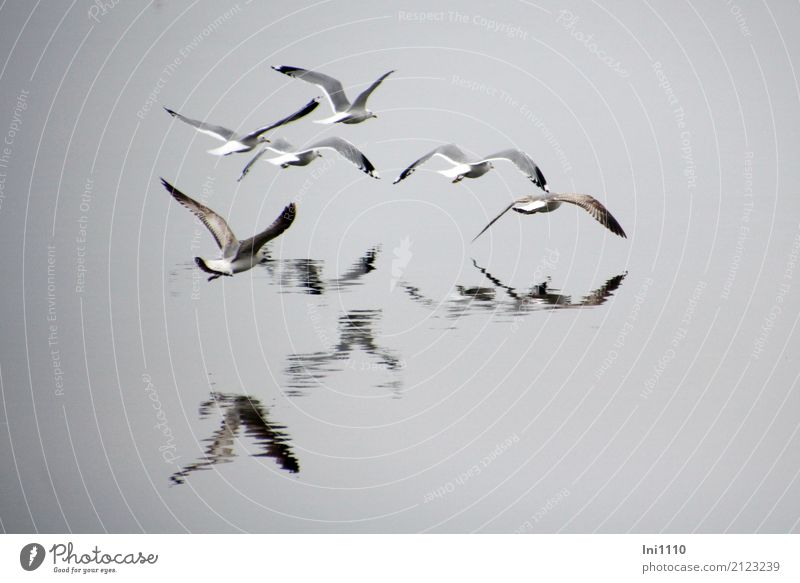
top-left (163, 98), bottom-right (319, 156)
top-left (272, 65), bottom-right (394, 124)
top-left (238, 136), bottom-right (379, 181)
top-left (393, 144), bottom-right (549, 189)
top-left (473, 192), bottom-right (627, 242)
top-left (160, 178), bottom-right (296, 280)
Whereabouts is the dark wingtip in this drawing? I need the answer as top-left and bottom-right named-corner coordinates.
top-left (164, 107), bottom-right (177, 117)
top-left (471, 223), bottom-right (491, 243)
top-left (609, 216), bottom-right (627, 239)
top-left (362, 157), bottom-right (378, 178)
top-left (393, 169), bottom-right (410, 184)
top-left (535, 168), bottom-right (549, 192)
top-left (160, 177), bottom-right (175, 193)
top-left (283, 202), bottom-right (297, 223)
top-left (273, 65), bottom-right (300, 75)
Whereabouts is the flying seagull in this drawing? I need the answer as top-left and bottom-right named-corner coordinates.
top-left (272, 65), bottom-right (394, 124)
top-left (163, 98), bottom-right (319, 156)
top-left (394, 144), bottom-right (549, 189)
top-left (238, 136), bottom-right (379, 181)
top-left (473, 192), bottom-right (627, 242)
top-left (160, 178), bottom-right (296, 280)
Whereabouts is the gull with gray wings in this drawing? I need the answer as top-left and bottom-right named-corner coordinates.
top-left (473, 192), bottom-right (627, 242)
top-left (272, 65), bottom-right (394, 124)
top-left (394, 143), bottom-right (549, 190)
top-left (161, 178), bottom-right (296, 280)
top-left (238, 136), bottom-right (379, 181)
top-left (163, 98), bottom-right (319, 156)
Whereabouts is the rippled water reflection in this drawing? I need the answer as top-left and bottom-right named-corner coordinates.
top-left (171, 393), bottom-right (299, 485)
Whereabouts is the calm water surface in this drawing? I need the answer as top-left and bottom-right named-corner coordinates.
top-left (1, 1), bottom-right (798, 533)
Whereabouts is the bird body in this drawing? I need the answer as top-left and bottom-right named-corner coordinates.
top-left (266, 150), bottom-right (319, 167)
top-left (262, 138), bottom-right (321, 167)
top-left (437, 161), bottom-right (493, 181)
top-left (316, 111), bottom-right (359, 125)
top-left (207, 141), bottom-right (254, 157)
top-left (512, 196), bottom-right (563, 214)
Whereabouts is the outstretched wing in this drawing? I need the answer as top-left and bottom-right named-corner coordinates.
top-left (301, 137), bottom-right (379, 178)
top-left (472, 200), bottom-right (518, 242)
top-left (549, 193), bottom-right (627, 238)
top-left (238, 203), bottom-right (297, 257)
top-left (239, 98), bottom-right (320, 142)
top-left (272, 65), bottom-right (350, 112)
top-left (480, 149), bottom-right (549, 191)
top-left (238, 137), bottom-right (300, 181)
top-left (351, 70), bottom-right (394, 111)
top-left (160, 178), bottom-right (238, 254)
top-left (163, 108), bottom-right (235, 142)
top-left (393, 144), bottom-right (469, 184)
top-left (237, 146), bottom-right (271, 182)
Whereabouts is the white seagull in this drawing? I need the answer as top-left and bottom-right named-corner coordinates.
top-left (163, 98), bottom-right (319, 156)
top-left (394, 144), bottom-right (549, 190)
top-left (238, 136), bottom-right (379, 181)
top-left (473, 192), bottom-right (627, 242)
top-left (161, 178), bottom-right (296, 280)
top-left (272, 65), bottom-right (394, 124)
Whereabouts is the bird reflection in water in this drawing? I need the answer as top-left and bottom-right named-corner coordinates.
top-left (285, 309), bottom-right (403, 395)
top-left (262, 246), bottom-right (380, 295)
top-left (471, 259), bottom-right (627, 313)
top-left (402, 259), bottom-right (627, 318)
top-left (270, 245), bottom-right (402, 394)
top-left (170, 392), bottom-right (298, 485)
